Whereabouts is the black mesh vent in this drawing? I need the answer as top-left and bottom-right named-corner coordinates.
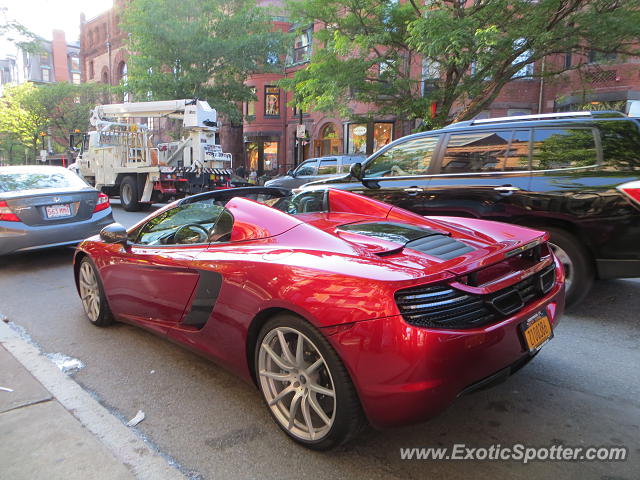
top-left (395, 264), bottom-right (556, 329)
top-left (405, 235), bottom-right (475, 260)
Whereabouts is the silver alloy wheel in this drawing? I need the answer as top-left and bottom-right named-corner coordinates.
top-left (549, 242), bottom-right (573, 292)
top-left (258, 327), bottom-right (336, 442)
top-left (121, 182), bottom-right (133, 206)
top-left (79, 261), bottom-right (100, 322)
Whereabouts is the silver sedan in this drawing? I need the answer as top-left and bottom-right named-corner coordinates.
top-left (0, 165), bottom-right (114, 255)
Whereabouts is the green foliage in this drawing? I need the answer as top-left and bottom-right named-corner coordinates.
top-left (285, 0), bottom-right (640, 126)
top-left (122, 0), bottom-right (286, 123)
top-left (0, 83), bottom-right (109, 164)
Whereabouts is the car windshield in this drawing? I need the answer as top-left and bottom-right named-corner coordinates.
top-left (0, 168), bottom-right (88, 193)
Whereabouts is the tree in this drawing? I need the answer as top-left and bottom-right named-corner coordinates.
top-left (284, 0), bottom-right (640, 127)
top-left (0, 83), bottom-right (109, 164)
top-left (122, 0), bottom-right (286, 123)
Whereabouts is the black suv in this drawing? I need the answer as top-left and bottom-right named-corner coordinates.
top-left (304, 111), bottom-right (640, 306)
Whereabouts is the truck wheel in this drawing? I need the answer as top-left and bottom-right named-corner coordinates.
top-left (120, 176), bottom-right (141, 212)
top-left (545, 227), bottom-right (594, 308)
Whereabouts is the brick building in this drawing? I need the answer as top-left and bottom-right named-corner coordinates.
top-left (0, 30), bottom-right (81, 95)
top-left (77, 0), bottom-right (640, 176)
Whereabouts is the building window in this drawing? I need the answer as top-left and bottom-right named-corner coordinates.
top-left (70, 56), bottom-right (80, 71)
top-left (512, 39), bottom-right (534, 78)
top-left (421, 58), bottom-right (440, 97)
top-left (72, 72), bottom-right (81, 84)
top-left (41, 68), bottom-right (50, 82)
top-left (564, 53), bottom-right (572, 70)
top-left (40, 51), bottom-right (50, 65)
top-left (347, 122), bottom-right (394, 155)
top-left (373, 123), bottom-right (393, 152)
top-left (245, 87), bottom-right (256, 119)
top-left (288, 27), bottom-right (312, 65)
top-left (314, 123), bottom-right (341, 157)
top-left (588, 50), bottom-right (617, 64)
top-left (347, 123), bottom-right (367, 154)
top-left (101, 68), bottom-right (109, 84)
top-left (264, 86), bottom-right (280, 117)
top-left (88, 60), bottom-right (94, 79)
top-left (264, 141), bottom-right (279, 172)
top-left (507, 108), bottom-right (532, 117)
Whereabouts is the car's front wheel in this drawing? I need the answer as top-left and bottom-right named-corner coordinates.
top-left (78, 257), bottom-right (113, 327)
top-left (255, 314), bottom-right (364, 450)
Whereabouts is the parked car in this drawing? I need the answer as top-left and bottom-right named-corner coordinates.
top-left (303, 111), bottom-right (640, 307)
top-left (74, 186), bottom-right (564, 449)
top-left (264, 155), bottom-right (365, 189)
top-left (0, 165), bottom-right (114, 255)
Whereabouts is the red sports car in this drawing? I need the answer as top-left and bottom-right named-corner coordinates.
top-left (74, 187), bottom-right (564, 450)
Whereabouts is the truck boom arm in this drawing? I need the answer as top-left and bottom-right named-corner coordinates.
top-left (90, 99), bottom-right (218, 130)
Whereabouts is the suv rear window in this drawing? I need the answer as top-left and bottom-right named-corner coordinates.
top-left (531, 128), bottom-right (598, 170)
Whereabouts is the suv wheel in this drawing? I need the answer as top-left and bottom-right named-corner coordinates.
top-left (545, 227), bottom-right (594, 308)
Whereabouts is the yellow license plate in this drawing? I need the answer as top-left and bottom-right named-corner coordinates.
top-left (522, 313), bottom-right (552, 351)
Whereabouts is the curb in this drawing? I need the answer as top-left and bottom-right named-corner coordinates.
top-left (0, 320), bottom-right (187, 480)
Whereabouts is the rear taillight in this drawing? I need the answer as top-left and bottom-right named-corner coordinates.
top-left (93, 193), bottom-right (110, 213)
top-left (0, 200), bottom-right (20, 222)
top-left (617, 180), bottom-right (640, 206)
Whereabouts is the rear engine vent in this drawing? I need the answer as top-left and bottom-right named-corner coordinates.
top-left (395, 264), bottom-right (556, 329)
top-left (405, 235), bottom-right (475, 260)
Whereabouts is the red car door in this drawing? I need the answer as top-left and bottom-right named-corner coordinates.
top-left (99, 201), bottom-right (229, 332)
top-left (100, 244), bottom-right (203, 331)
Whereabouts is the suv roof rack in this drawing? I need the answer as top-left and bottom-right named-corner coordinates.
top-left (471, 111), bottom-right (626, 125)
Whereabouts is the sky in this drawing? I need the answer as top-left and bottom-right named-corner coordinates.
top-left (1, 0), bottom-right (113, 55)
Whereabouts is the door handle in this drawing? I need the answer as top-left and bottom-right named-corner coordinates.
top-left (494, 186), bottom-right (521, 193)
top-left (404, 187), bottom-right (424, 193)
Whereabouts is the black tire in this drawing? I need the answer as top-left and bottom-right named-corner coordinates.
top-left (255, 314), bottom-right (365, 450)
top-left (78, 257), bottom-right (113, 327)
top-left (119, 175), bottom-right (141, 212)
top-left (545, 227), bottom-right (594, 308)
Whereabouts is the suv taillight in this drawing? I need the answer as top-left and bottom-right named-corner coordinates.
top-left (617, 181), bottom-right (640, 206)
top-left (93, 193), bottom-right (110, 213)
top-left (0, 200), bottom-right (20, 222)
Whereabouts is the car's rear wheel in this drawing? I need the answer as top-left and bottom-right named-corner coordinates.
top-left (545, 227), bottom-right (594, 308)
top-left (78, 258), bottom-right (113, 327)
top-left (120, 176), bottom-right (141, 212)
top-left (255, 314), bottom-right (364, 450)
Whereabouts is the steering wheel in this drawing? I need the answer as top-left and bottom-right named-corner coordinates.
top-left (173, 224), bottom-right (210, 244)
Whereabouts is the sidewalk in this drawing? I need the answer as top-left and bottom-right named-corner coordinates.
top-left (0, 321), bottom-right (186, 480)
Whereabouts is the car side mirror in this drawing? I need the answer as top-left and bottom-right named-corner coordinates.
top-left (287, 169), bottom-right (295, 177)
top-left (100, 223), bottom-right (128, 245)
top-left (350, 162), bottom-right (363, 181)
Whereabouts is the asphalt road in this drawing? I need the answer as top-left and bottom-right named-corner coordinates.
top-left (1, 202), bottom-right (638, 479)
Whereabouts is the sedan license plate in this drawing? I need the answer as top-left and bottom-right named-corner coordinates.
top-left (521, 312), bottom-right (552, 352)
top-left (45, 204), bottom-right (72, 218)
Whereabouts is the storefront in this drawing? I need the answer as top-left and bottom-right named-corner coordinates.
top-left (346, 121), bottom-right (395, 156)
top-left (313, 123), bottom-right (341, 157)
top-left (245, 135), bottom-right (280, 177)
